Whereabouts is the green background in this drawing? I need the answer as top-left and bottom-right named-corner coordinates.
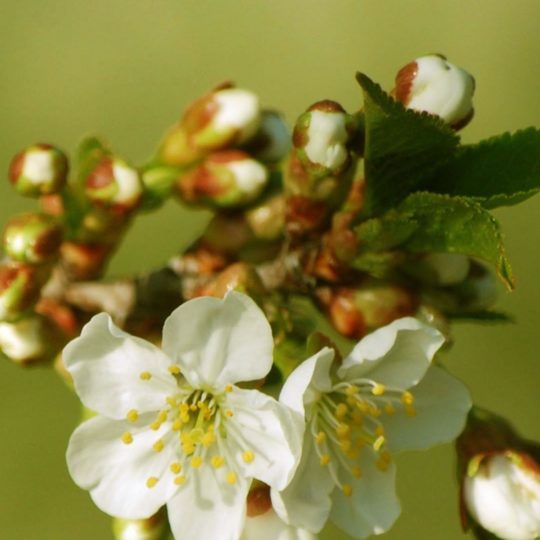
top-left (1, 1), bottom-right (539, 539)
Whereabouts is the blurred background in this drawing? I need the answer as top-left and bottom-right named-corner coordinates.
top-left (1, 1), bottom-right (540, 538)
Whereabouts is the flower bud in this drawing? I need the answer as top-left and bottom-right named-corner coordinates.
top-left (85, 158), bottom-right (143, 212)
top-left (0, 314), bottom-right (61, 365)
top-left (457, 408), bottom-right (540, 540)
top-left (112, 509), bottom-right (167, 540)
top-left (9, 143), bottom-right (68, 197)
top-left (243, 110), bottom-right (291, 163)
top-left (140, 165), bottom-right (180, 210)
top-left (244, 194), bottom-right (285, 240)
top-left (177, 151), bottom-right (269, 208)
top-left (161, 86), bottom-right (261, 166)
top-left (0, 263), bottom-right (47, 321)
top-left (293, 100), bottom-right (352, 175)
top-left (394, 54), bottom-right (475, 129)
top-left (407, 253), bottom-right (471, 286)
top-left (200, 262), bottom-right (266, 299)
top-left (60, 242), bottom-right (113, 281)
top-left (3, 213), bottom-right (63, 264)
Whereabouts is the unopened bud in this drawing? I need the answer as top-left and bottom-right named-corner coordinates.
top-left (140, 165), bottom-right (180, 210)
top-left (243, 110), bottom-right (291, 163)
top-left (3, 213), bottom-right (63, 264)
top-left (0, 314), bottom-right (60, 365)
top-left (0, 264), bottom-right (47, 321)
top-left (394, 54), bottom-right (475, 129)
top-left (245, 194), bottom-right (285, 240)
top-left (200, 262), bottom-right (265, 299)
top-left (293, 100), bottom-right (352, 175)
top-left (60, 242), bottom-right (113, 281)
top-left (9, 143), bottom-right (68, 197)
top-left (177, 151), bottom-right (268, 208)
top-left (86, 158), bottom-right (143, 212)
top-left (112, 509), bottom-right (167, 540)
top-left (161, 86), bottom-right (261, 166)
top-left (418, 253), bottom-right (471, 286)
top-left (247, 482), bottom-right (272, 518)
top-left (457, 409), bottom-right (540, 540)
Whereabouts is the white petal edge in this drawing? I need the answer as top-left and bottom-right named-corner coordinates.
top-left (241, 508), bottom-right (317, 540)
top-left (226, 387), bottom-right (303, 490)
top-left (271, 431), bottom-right (334, 533)
top-left (279, 347), bottom-right (335, 417)
top-left (338, 317), bottom-right (444, 390)
top-left (383, 366), bottom-right (472, 453)
top-left (161, 291), bottom-right (274, 388)
top-left (64, 313), bottom-right (177, 419)
top-left (66, 415), bottom-right (178, 519)
top-left (167, 464), bottom-right (249, 540)
top-left (330, 450), bottom-right (400, 539)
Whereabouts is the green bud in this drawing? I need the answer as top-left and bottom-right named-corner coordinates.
top-left (85, 158), bottom-right (143, 212)
top-left (244, 194), bottom-right (285, 240)
top-left (0, 314), bottom-right (61, 365)
top-left (9, 143), bottom-right (68, 197)
top-left (242, 110), bottom-right (291, 163)
top-left (177, 151), bottom-right (269, 208)
top-left (160, 85), bottom-right (261, 166)
top-left (0, 263), bottom-right (48, 321)
top-left (112, 509), bottom-right (168, 540)
top-left (3, 213), bottom-right (63, 264)
top-left (140, 165), bottom-right (180, 210)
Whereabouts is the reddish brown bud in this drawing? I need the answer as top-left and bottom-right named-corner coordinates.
top-left (60, 242), bottom-right (113, 281)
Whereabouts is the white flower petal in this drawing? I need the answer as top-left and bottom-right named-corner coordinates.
top-left (226, 388), bottom-right (303, 490)
top-left (383, 366), bottom-right (471, 452)
top-left (330, 450), bottom-right (400, 539)
top-left (66, 415), bottom-right (177, 519)
top-left (162, 291), bottom-right (273, 388)
top-left (167, 463), bottom-right (248, 540)
top-left (338, 317), bottom-right (444, 389)
top-left (271, 432), bottom-right (334, 533)
top-left (241, 508), bottom-right (317, 540)
top-left (279, 347), bottom-right (335, 416)
top-left (63, 313), bottom-right (177, 419)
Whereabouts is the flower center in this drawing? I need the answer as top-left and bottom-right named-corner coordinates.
top-left (121, 369), bottom-right (252, 490)
top-left (310, 377), bottom-right (417, 497)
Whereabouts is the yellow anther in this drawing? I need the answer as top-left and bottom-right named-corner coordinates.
top-left (225, 410), bottom-right (234, 418)
top-left (369, 406), bottom-right (382, 418)
top-left (121, 432), bottom-right (133, 445)
top-left (202, 431), bottom-right (216, 448)
top-left (182, 443), bottom-right (195, 456)
top-left (384, 403), bottom-right (396, 415)
top-left (352, 466), bottom-right (362, 479)
top-left (190, 404), bottom-right (198, 412)
top-left (346, 396), bottom-right (358, 407)
top-left (376, 457), bottom-right (390, 472)
top-left (181, 412), bottom-right (190, 423)
top-left (179, 403), bottom-right (190, 414)
top-left (372, 383), bottom-right (386, 396)
top-left (139, 371), bottom-right (152, 381)
top-left (401, 391), bottom-right (414, 405)
top-left (352, 411), bottom-right (364, 425)
top-left (315, 431), bottom-right (327, 445)
top-left (174, 475), bottom-right (186, 486)
top-left (405, 405), bottom-right (417, 417)
top-left (356, 400), bottom-right (369, 413)
top-left (170, 463), bottom-right (182, 474)
top-left (226, 471), bottom-right (237, 485)
top-left (242, 451), bottom-right (255, 464)
top-left (336, 423), bottom-right (351, 439)
top-left (375, 425), bottom-right (385, 438)
top-left (150, 421), bottom-right (161, 431)
top-left (335, 403), bottom-right (348, 419)
top-left (197, 401), bottom-right (206, 410)
top-left (340, 440), bottom-right (352, 453)
top-left (126, 409), bottom-right (139, 423)
top-left (373, 435), bottom-right (385, 452)
top-left (153, 439), bottom-right (164, 453)
top-left (320, 454), bottom-right (331, 466)
top-left (189, 428), bottom-right (203, 444)
top-left (346, 448), bottom-right (360, 460)
top-left (345, 385), bottom-right (358, 396)
top-left (168, 365), bottom-right (181, 375)
top-left (166, 396), bottom-right (177, 407)
top-left (191, 456), bottom-right (203, 469)
top-left (225, 384), bottom-right (233, 393)
top-left (342, 484), bottom-right (353, 497)
top-left (146, 477), bottom-right (158, 488)
top-left (157, 411), bottom-right (168, 423)
top-left (172, 419), bottom-right (183, 432)
top-left (211, 455), bottom-right (225, 469)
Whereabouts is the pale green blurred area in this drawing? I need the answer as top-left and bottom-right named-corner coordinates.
top-left (1, 1), bottom-right (540, 539)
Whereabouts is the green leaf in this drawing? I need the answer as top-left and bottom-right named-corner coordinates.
top-left (354, 192), bottom-right (515, 289)
top-left (424, 128), bottom-right (540, 207)
top-left (356, 73), bottom-right (459, 217)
